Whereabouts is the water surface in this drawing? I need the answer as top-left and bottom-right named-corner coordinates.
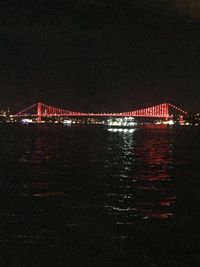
top-left (0, 124), bottom-right (199, 266)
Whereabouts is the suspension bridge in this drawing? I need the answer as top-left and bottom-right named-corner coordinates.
top-left (13, 102), bottom-right (187, 123)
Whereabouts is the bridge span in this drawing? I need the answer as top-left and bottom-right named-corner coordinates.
top-left (13, 102), bottom-right (187, 123)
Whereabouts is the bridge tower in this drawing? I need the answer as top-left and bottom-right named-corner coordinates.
top-left (164, 103), bottom-right (170, 120)
top-left (37, 102), bottom-right (42, 123)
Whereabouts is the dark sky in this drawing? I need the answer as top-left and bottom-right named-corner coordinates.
top-left (0, 0), bottom-right (200, 112)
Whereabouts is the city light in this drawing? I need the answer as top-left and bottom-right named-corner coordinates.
top-left (107, 117), bottom-right (137, 127)
top-left (21, 119), bottom-right (33, 124)
top-left (108, 128), bottom-right (136, 133)
top-left (163, 120), bottom-right (174, 125)
top-left (63, 119), bottom-right (72, 125)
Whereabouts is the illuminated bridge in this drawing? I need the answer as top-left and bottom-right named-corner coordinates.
top-left (13, 102), bottom-right (187, 123)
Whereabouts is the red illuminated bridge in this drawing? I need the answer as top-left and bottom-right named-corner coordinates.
top-left (14, 102), bottom-right (187, 123)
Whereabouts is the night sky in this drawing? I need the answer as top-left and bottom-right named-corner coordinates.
top-left (0, 0), bottom-right (200, 112)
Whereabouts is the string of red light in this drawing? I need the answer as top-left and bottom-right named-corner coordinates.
top-left (16, 102), bottom-right (188, 118)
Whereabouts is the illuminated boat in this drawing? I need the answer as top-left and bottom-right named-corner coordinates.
top-left (107, 117), bottom-right (137, 127)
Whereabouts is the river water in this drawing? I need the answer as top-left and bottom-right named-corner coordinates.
top-left (0, 124), bottom-right (199, 266)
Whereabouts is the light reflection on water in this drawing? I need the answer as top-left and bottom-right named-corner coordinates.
top-left (15, 126), bottom-right (177, 222)
top-left (0, 125), bottom-right (199, 266)
top-left (104, 127), bottom-right (176, 220)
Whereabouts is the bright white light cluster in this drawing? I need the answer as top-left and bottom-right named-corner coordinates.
top-left (63, 120), bottom-right (72, 125)
top-left (107, 117), bottom-right (137, 127)
top-left (108, 128), bottom-right (135, 133)
top-left (163, 120), bottom-right (174, 125)
top-left (21, 119), bottom-right (33, 124)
